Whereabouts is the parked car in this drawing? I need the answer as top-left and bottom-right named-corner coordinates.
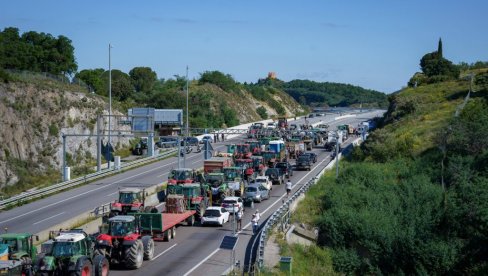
top-left (296, 155), bottom-right (312, 171)
top-left (274, 161), bottom-right (294, 178)
top-left (201, 206), bottom-right (230, 226)
top-left (245, 184), bottom-right (270, 203)
top-left (221, 197), bottom-right (244, 213)
top-left (300, 152), bottom-right (317, 163)
top-left (253, 175), bottom-right (272, 190)
top-left (201, 135), bottom-right (214, 144)
top-left (265, 168), bottom-right (285, 185)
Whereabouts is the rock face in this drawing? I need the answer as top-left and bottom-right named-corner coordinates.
top-left (0, 82), bottom-right (130, 187)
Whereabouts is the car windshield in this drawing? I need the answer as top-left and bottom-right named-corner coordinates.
top-left (51, 242), bottom-right (79, 257)
top-left (171, 170), bottom-right (191, 180)
top-left (1, 239), bottom-right (18, 251)
top-left (298, 156), bottom-right (308, 161)
top-left (265, 169), bottom-right (278, 175)
top-left (275, 163), bottom-right (286, 168)
top-left (246, 187), bottom-right (257, 192)
top-left (203, 210), bottom-right (221, 217)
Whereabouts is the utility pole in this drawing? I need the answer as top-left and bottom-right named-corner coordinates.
top-left (108, 43), bottom-right (113, 169)
top-left (184, 66), bottom-right (189, 167)
top-left (335, 131), bottom-right (340, 179)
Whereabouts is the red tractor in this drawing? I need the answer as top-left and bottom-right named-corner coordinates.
top-left (234, 159), bottom-right (255, 181)
top-left (234, 144), bottom-right (252, 159)
top-left (168, 168), bottom-right (198, 185)
top-left (95, 215), bottom-right (154, 269)
top-left (245, 140), bottom-right (262, 155)
top-left (251, 155), bottom-right (266, 175)
top-left (110, 188), bottom-right (151, 217)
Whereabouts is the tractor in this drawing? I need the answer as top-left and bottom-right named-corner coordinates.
top-left (204, 173), bottom-right (230, 205)
top-left (245, 140), bottom-right (262, 155)
top-left (110, 187), bottom-right (151, 217)
top-left (166, 183), bottom-right (208, 219)
top-left (222, 167), bottom-right (245, 196)
top-left (233, 144), bottom-right (252, 159)
top-left (167, 168), bottom-right (198, 185)
top-left (234, 159), bottom-right (255, 182)
top-left (95, 216), bottom-right (154, 269)
top-left (251, 156), bottom-right (266, 175)
top-left (35, 230), bottom-right (109, 276)
top-left (0, 233), bottom-right (38, 276)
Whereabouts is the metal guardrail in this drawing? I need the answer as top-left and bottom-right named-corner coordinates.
top-left (0, 148), bottom-right (177, 209)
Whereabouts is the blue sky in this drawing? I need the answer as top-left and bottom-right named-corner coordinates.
top-left (1, 0), bottom-right (487, 93)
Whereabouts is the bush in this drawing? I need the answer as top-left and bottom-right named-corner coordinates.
top-left (199, 71), bottom-right (238, 92)
top-left (48, 124), bottom-right (59, 136)
top-left (256, 106), bottom-right (268, 119)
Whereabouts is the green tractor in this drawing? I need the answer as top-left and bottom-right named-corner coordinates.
top-left (167, 183), bottom-right (208, 219)
top-left (205, 173), bottom-right (231, 205)
top-left (222, 167), bottom-right (245, 196)
top-left (35, 230), bottom-right (109, 276)
top-left (0, 233), bottom-right (39, 275)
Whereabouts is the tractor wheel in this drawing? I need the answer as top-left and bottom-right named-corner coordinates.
top-left (186, 215), bottom-right (195, 226)
top-left (196, 202), bottom-right (206, 220)
top-left (70, 259), bottom-right (91, 276)
top-left (171, 227), bottom-right (176, 239)
top-left (141, 236), bottom-right (155, 260)
top-left (143, 206), bottom-right (154, 213)
top-left (124, 240), bottom-right (144, 269)
top-left (164, 229), bottom-right (172, 241)
top-left (93, 254), bottom-right (109, 276)
top-left (20, 256), bottom-right (33, 276)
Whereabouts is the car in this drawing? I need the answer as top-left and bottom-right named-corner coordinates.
top-left (221, 196), bottom-right (244, 213)
top-left (201, 206), bottom-right (230, 226)
top-left (245, 184), bottom-right (270, 203)
top-left (308, 114), bottom-right (314, 118)
top-left (274, 161), bottom-right (294, 178)
top-left (296, 155), bottom-right (312, 171)
top-left (185, 137), bottom-right (199, 146)
top-left (265, 168), bottom-right (285, 185)
top-left (201, 135), bottom-right (214, 144)
top-left (300, 152), bottom-right (317, 163)
top-left (156, 136), bottom-right (178, 148)
top-left (266, 122), bottom-right (277, 129)
top-left (253, 175), bottom-right (272, 190)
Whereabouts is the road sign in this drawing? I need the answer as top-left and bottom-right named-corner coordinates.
top-left (220, 235), bottom-right (238, 251)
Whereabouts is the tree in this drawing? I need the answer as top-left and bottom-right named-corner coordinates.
top-left (420, 39), bottom-right (459, 81)
top-left (129, 67), bottom-right (157, 93)
top-left (74, 68), bottom-right (105, 94)
top-left (101, 70), bottom-right (133, 101)
top-left (438, 38), bottom-right (443, 58)
top-left (199, 71), bottom-right (238, 91)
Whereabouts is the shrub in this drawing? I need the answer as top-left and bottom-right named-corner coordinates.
top-left (256, 106), bottom-right (268, 119)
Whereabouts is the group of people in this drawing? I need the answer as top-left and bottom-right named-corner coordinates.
top-left (213, 133), bottom-right (225, 142)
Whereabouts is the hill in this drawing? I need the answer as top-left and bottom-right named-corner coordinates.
top-left (283, 68), bottom-right (488, 275)
top-left (278, 79), bottom-right (388, 108)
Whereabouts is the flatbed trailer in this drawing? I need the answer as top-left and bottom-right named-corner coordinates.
top-left (135, 211), bottom-right (196, 241)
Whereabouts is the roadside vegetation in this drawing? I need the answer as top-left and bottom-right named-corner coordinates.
top-left (284, 40), bottom-right (488, 275)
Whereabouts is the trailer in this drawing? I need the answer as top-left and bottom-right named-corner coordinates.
top-left (134, 211), bottom-right (196, 241)
top-left (203, 157), bottom-right (233, 173)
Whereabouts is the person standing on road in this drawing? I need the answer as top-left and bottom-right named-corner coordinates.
top-left (252, 209), bottom-right (260, 234)
top-left (236, 207), bottom-right (243, 231)
top-left (221, 133), bottom-right (225, 141)
top-left (286, 180), bottom-right (292, 197)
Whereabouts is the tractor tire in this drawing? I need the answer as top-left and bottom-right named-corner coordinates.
top-left (143, 206), bottom-right (155, 213)
top-left (124, 240), bottom-right (144, 269)
top-left (20, 256), bottom-right (33, 276)
top-left (196, 202), bottom-right (206, 220)
top-left (171, 227), bottom-right (176, 239)
top-left (141, 236), bottom-right (154, 260)
top-left (70, 259), bottom-right (91, 276)
top-left (186, 215), bottom-right (195, 226)
top-left (164, 229), bottom-right (172, 241)
top-left (93, 254), bottom-right (109, 276)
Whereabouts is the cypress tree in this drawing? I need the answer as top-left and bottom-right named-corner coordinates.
top-left (437, 38), bottom-right (443, 58)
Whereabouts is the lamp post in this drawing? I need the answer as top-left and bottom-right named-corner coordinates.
top-left (107, 43), bottom-right (113, 169)
top-left (184, 66), bottom-right (189, 167)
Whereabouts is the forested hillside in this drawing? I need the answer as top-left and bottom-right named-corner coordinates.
top-left (285, 43), bottom-right (488, 274)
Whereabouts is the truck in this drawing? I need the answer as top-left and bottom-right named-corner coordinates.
top-left (0, 233), bottom-right (38, 276)
top-left (277, 116), bottom-right (288, 129)
top-left (110, 187), bottom-right (154, 217)
top-left (203, 157), bottom-right (233, 174)
top-left (36, 230), bottom-right (109, 275)
top-left (233, 144), bottom-right (252, 159)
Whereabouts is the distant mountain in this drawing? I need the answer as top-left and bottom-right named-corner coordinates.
top-left (279, 79), bottom-right (388, 108)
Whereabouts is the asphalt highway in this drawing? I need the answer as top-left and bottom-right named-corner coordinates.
top-left (0, 110), bottom-right (383, 275)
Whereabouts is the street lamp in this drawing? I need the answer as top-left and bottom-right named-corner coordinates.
top-left (184, 66), bottom-right (189, 167)
top-left (108, 43), bottom-right (113, 169)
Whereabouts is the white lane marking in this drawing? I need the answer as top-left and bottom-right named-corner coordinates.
top-left (153, 243), bottom-right (178, 260)
top-left (106, 191), bottom-right (118, 197)
top-left (33, 212), bottom-right (65, 225)
top-left (183, 248), bottom-right (220, 276)
top-left (0, 164), bottom-right (166, 225)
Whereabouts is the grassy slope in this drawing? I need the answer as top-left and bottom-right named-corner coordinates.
top-left (276, 71), bottom-right (483, 275)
